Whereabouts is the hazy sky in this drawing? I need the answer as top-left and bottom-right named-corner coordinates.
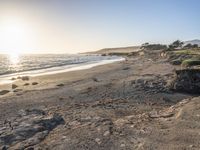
top-left (0, 0), bottom-right (199, 54)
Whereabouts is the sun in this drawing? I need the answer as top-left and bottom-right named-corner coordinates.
top-left (0, 16), bottom-right (35, 54)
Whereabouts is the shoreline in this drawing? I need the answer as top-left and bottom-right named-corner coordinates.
top-left (0, 57), bottom-right (125, 86)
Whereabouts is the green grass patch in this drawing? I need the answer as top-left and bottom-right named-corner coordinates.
top-left (173, 49), bottom-right (200, 55)
top-left (182, 59), bottom-right (200, 67)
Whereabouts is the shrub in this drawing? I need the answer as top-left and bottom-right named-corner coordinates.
top-left (182, 59), bottom-right (200, 67)
top-left (169, 40), bottom-right (184, 50)
top-left (141, 44), bottom-right (167, 50)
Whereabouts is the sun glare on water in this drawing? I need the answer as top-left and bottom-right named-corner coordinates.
top-left (9, 53), bottom-right (20, 65)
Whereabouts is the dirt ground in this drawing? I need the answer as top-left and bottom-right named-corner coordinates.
top-left (1, 51), bottom-right (199, 150)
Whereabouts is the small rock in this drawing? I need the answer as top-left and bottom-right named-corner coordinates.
top-left (23, 83), bottom-right (30, 86)
top-left (17, 76), bottom-right (22, 79)
top-left (0, 90), bottom-right (10, 95)
top-left (57, 84), bottom-right (64, 87)
top-left (26, 147), bottom-right (34, 150)
top-left (21, 76), bottom-right (30, 81)
top-left (130, 124), bottom-right (136, 128)
top-left (103, 131), bottom-right (110, 136)
top-left (32, 82), bottom-right (38, 85)
top-left (59, 97), bottom-right (64, 100)
top-left (123, 67), bottom-right (130, 70)
top-left (95, 138), bottom-right (101, 145)
top-left (12, 84), bottom-right (18, 89)
top-left (68, 121), bottom-right (81, 127)
top-left (120, 144), bottom-right (125, 147)
top-left (189, 145), bottom-right (195, 148)
top-left (92, 77), bottom-right (99, 82)
top-left (13, 89), bottom-right (23, 93)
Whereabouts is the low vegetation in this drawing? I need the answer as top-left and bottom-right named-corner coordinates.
top-left (168, 40), bottom-right (184, 50)
top-left (182, 58), bottom-right (200, 67)
top-left (173, 49), bottom-right (200, 55)
top-left (141, 43), bottom-right (167, 50)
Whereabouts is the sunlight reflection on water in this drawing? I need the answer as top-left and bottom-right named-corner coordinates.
top-left (9, 53), bottom-right (20, 65)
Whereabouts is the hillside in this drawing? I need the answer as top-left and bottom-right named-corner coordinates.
top-left (184, 39), bottom-right (200, 46)
top-left (86, 46), bottom-right (141, 55)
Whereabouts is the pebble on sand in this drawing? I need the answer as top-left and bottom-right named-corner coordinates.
top-left (103, 131), bottom-right (110, 136)
top-left (32, 82), bottom-right (38, 85)
top-left (95, 138), bottom-right (101, 145)
top-left (23, 83), bottom-right (30, 86)
top-left (21, 76), bottom-right (30, 81)
top-left (11, 77), bottom-right (16, 80)
top-left (13, 89), bottom-right (23, 93)
top-left (0, 90), bottom-right (10, 95)
top-left (12, 84), bottom-right (18, 89)
top-left (57, 84), bottom-right (64, 87)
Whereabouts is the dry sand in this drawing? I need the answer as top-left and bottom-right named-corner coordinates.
top-left (0, 51), bottom-right (200, 150)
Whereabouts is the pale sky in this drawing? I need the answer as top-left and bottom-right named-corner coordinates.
top-left (0, 0), bottom-right (199, 54)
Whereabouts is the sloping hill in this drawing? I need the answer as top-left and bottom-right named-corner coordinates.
top-left (87, 46), bottom-right (141, 55)
top-left (184, 39), bottom-right (200, 46)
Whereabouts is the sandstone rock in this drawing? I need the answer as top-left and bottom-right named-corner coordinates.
top-left (12, 84), bottom-right (18, 89)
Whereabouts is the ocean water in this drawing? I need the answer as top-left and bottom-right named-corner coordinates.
top-left (0, 54), bottom-right (123, 77)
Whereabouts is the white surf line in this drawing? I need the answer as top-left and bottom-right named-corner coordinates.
top-left (0, 57), bottom-right (125, 84)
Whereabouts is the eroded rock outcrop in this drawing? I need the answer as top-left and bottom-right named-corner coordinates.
top-left (170, 69), bottom-right (200, 94)
top-left (0, 109), bottom-right (65, 149)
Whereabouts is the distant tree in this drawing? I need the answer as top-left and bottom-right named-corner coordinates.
top-left (141, 43), bottom-right (149, 49)
top-left (142, 43), bottom-right (149, 46)
top-left (183, 43), bottom-right (199, 49)
top-left (192, 44), bottom-right (199, 48)
top-left (168, 40), bottom-right (184, 50)
top-left (184, 43), bottom-right (193, 49)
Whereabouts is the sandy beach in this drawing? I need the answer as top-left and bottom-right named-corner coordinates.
top-left (0, 50), bottom-right (200, 150)
top-left (0, 0), bottom-right (199, 149)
